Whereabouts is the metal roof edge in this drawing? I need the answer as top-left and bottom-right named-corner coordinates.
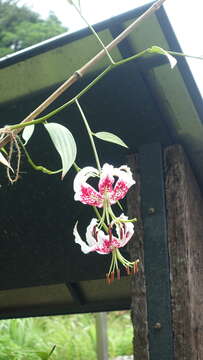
top-left (0, 2), bottom-right (154, 69)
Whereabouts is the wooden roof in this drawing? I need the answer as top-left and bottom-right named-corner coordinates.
top-left (0, 2), bottom-right (202, 318)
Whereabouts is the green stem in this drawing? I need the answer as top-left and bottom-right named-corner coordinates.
top-left (75, 98), bottom-right (101, 172)
top-left (8, 48), bottom-right (156, 132)
top-left (73, 162), bottom-right (81, 172)
top-left (71, 1), bottom-right (115, 65)
top-left (18, 136), bottom-right (62, 175)
top-left (8, 46), bottom-right (197, 134)
top-left (9, 66), bottom-right (112, 132)
top-left (168, 50), bottom-right (203, 61)
top-left (115, 48), bottom-right (149, 66)
top-left (93, 206), bottom-right (108, 232)
top-left (9, 118), bottom-right (46, 131)
top-left (47, 345), bottom-right (56, 359)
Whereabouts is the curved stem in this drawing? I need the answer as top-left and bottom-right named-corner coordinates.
top-left (8, 47), bottom-right (156, 133)
top-left (168, 50), bottom-right (203, 61)
top-left (0, 0), bottom-right (168, 149)
top-left (73, 162), bottom-right (81, 172)
top-left (18, 136), bottom-right (62, 175)
top-left (75, 98), bottom-right (101, 172)
top-left (7, 45), bottom-right (166, 133)
top-left (9, 66), bottom-right (112, 132)
top-left (93, 206), bottom-right (108, 232)
top-left (71, 1), bottom-right (115, 65)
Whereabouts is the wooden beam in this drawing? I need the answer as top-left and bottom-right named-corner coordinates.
top-left (165, 145), bottom-right (203, 359)
top-left (66, 282), bottom-right (86, 305)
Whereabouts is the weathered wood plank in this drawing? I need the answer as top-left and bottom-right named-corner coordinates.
top-left (165, 144), bottom-right (203, 360)
top-left (127, 154), bottom-right (149, 360)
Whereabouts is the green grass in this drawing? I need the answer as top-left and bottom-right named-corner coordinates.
top-left (0, 311), bottom-right (133, 360)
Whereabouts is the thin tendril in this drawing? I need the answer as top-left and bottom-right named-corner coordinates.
top-left (75, 99), bottom-right (101, 172)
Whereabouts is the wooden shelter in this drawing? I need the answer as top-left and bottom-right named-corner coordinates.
top-left (0, 2), bottom-right (202, 359)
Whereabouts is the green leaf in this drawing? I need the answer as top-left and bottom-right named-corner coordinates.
top-left (0, 151), bottom-right (13, 171)
top-left (44, 122), bottom-right (77, 179)
top-left (0, 146), bottom-right (8, 155)
top-left (94, 131), bottom-right (128, 148)
top-left (36, 352), bottom-right (50, 360)
top-left (149, 46), bottom-right (177, 69)
top-left (22, 124), bottom-right (35, 145)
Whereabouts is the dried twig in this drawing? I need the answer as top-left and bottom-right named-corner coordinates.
top-left (6, 132), bottom-right (21, 183)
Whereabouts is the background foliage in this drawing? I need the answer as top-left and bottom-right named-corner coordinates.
top-left (0, 0), bottom-right (68, 57)
top-left (0, 312), bottom-right (133, 359)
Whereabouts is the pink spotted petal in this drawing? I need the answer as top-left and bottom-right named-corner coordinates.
top-left (110, 179), bottom-right (129, 204)
top-left (98, 164), bottom-right (114, 195)
top-left (86, 219), bottom-right (111, 254)
top-left (74, 166), bottom-right (103, 207)
top-left (96, 231), bottom-right (118, 254)
top-left (110, 165), bottom-right (135, 203)
top-left (76, 184), bottom-right (103, 207)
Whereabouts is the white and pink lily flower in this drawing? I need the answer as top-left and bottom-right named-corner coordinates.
top-left (73, 163), bottom-right (135, 208)
top-left (73, 214), bottom-right (139, 283)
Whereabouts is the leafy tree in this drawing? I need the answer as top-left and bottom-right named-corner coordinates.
top-left (0, 0), bottom-right (68, 57)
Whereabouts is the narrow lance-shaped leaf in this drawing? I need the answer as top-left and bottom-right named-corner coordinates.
top-left (44, 122), bottom-right (77, 179)
top-left (149, 46), bottom-right (177, 69)
top-left (93, 131), bottom-right (128, 148)
top-left (22, 124), bottom-right (35, 145)
top-left (0, 151), bottom-right (13, 171)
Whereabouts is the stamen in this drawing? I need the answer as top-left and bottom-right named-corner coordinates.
top-left (120, 226), bottom-right (124, 240)
top-left (109, 227), bottom-right (113, 242)
top-left (133, 260), bottom-right (139, 273)
top-left (111, 271), bottom-right (115, 282)
top-left (126, 266), bottom-right (131, 275)
top-left (117, 269), bottom-right (120, 280)
top-left (92, 225), bottom-right (99, 242)
top-left (106, 273), bottom-right (111, 285)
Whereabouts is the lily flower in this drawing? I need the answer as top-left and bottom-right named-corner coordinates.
top-left (73, 214), bottom-right (139, 282)
top-left (73, 163), bottom-right (135, 208)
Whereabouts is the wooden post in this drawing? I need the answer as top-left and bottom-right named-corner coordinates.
top-left (127, 154), bottom-right (149, 360)
top-left (95, 312), bottom-right (108, 360)
top-left (128, 144), bottom-right (203, 360)
top-left (165, 145), bottom-right (203, 359)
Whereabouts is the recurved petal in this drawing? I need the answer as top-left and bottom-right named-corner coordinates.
top-left (86, 219), bottom-right (113, 254)
top-left (86, 218), bottom-right (99, 247)
top-left (73, 222), bottom-right (97, 254)
top-left (73, 166), bottom-right (103, 206)
top-left (115, 214), bottom-right (134, 247)
top-left (110, 166), bottom-right (135, 203)
top-left (73, 166), bottom-right (99, 193)
top-left (115, 165), bottom-right (135, 187)
top-left (96, 229), bottom-right (114, 254)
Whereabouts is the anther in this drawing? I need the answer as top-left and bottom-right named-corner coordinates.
top-left (126, 266), bottom-right (131, 275)
top-left (134, 261), bottom-right (139, 273)
top-left (106, 274), bottom-right (111, 285)
top-left (109, 228), bottom-right (113, 242)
